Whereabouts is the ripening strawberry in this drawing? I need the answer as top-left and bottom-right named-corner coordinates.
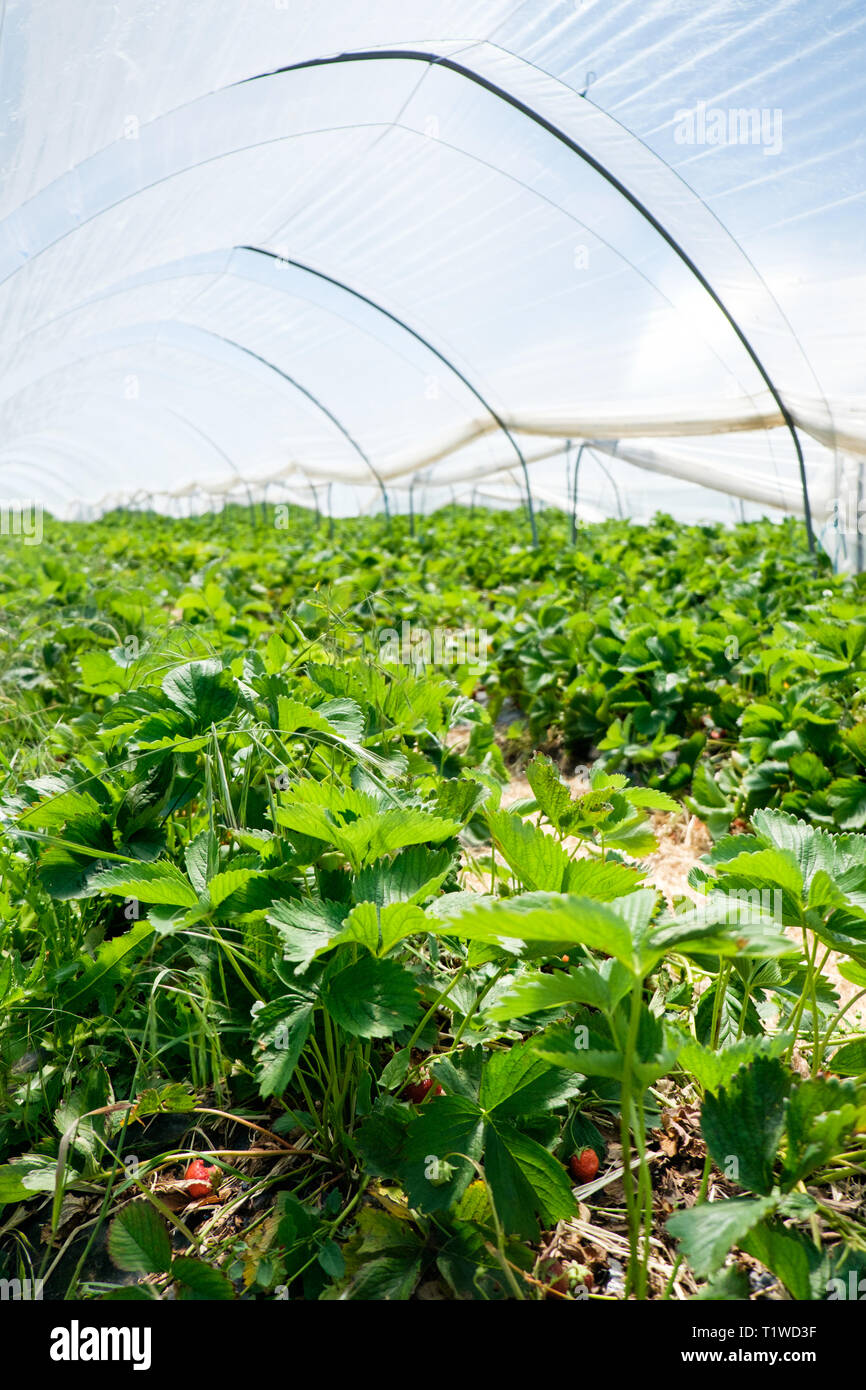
top-left (184, 1158), bottom-right (217, 1199)
top-left (569, 1148), bottom-right (599, 1182)
top-left (402, 1073), bottom-right (444, 1103)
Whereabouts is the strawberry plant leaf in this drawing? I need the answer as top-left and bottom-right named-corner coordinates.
top-left (322, 956), bottom-right (420, 1038)
top-left (484, 1121), bottom-right (576, 1240)
top-left (108, 1201), bottom-right (173, 1274)
top-left (90, 861), bottom-right (198, 907)
top-left (479, 1040), bottom-right (582, 1118)
top-left (525, 753), bottom-right (574, 832)
top-left (161, 659), bottom-right (237, 728)
top-left (667, 1195), bottom-right (778, 1278)
top-left (700, 1056), bottom-right (791, 1195)
top-left (398, 1096), bottom-right (485, 1213)
top-left (337, 901), bottom-right (427, 957)
top-left (172, 1255), bottom-right (236, 1300)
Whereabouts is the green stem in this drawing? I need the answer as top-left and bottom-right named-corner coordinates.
top-left (818, 990), bottom-right (866, 1062)
top-left (620, 979), bottom-right (644, 1298)
top-left (452, 962), bottom-right (510, 1046)
top-left (405, 958), bottom-right (470, 1054)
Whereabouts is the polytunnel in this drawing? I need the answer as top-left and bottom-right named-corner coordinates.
top-left (0, 0), bottom-right (864, 562)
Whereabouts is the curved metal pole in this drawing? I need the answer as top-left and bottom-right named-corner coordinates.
top-left (298, 467), bottom-right (322, 522)
top-left (199, 327), bottom-right (389, 520)
top-left (407, 467), bottom-right (432, 538)
top-left (594, 453), bottom-right (624, 519)
top-left (0, 331), bottom-right (384, 522)
top-left (241, 246), bottom-right (536, 546)
top-left (857, 464), bottom-right (864, 575)
top-left (570, 443), bottom-right (587, 544)
top-left (241, 51), bottom-right (812, 552)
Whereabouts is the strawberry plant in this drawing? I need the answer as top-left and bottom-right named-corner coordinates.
top-left (1, 503), bottom-right (865, 1301)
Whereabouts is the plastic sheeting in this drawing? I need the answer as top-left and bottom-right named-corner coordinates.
top-left (0, 1), bottom-right (863, 552)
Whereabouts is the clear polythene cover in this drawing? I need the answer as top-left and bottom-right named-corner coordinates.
top-left (0, 1), bottom-right (863, 544)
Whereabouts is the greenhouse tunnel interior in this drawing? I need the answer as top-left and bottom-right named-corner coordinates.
top-left (0, 0), bottom-right (863, 566)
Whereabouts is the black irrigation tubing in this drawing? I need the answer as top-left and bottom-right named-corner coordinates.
top-left (239, 49), bottom-right (814, 553)
top-left (239, 246), bottom-right (537, 547)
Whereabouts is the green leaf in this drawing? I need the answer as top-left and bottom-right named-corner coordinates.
top-left (267, 898), bottom-right (347, 971)
top-left (677, 1035), bottom-right (792, 1094)
top-left (487, 809), bottom-right (571, 892)
top-left (161, 659), bottom-right (236, 728)
top-left (650, 908), bottom-right (796, 962)
top-left (108, 1202), bottom-right (173, 1274)
top-left (478, 1041), bottom-right (581, 1118)
top-left (695, 1265), bottom-right (752, 1300)
top-left (276, 697), bottom-right (339, 738)
top-left (667, 1196), bottom-right (779, 1278)
top-left (837, 958), bottom-right (866, 990)
top-left (625, 787), bottom-right (681, 812)
top-left (0, 1157), bottom-right (59, 1202)
top-left (425, 892), bottom-right (646, 974)
top-left (172, 1256), bottom-right (235, 1300)
top-left (399, 1096), bottom-right (485, 1214)
top-left (90, 861), bottom-right (198, 907)
top-left (63, 920), bottom-right (155, 1008)
top-left (317, 697), bottom-right (365, 743)
top-left (484, 965), bottom-right (614, 1022)
top-left (337, 1254), bottom-right (422, 1300)
top-left (526, 753), bottom-right (575, 831)
top-left (379, 1047), bottom-right (412, 1090)
top-left (275, 802), bottom-right (460, 869)
top-left (207, 867), bottom-right (259, 910)
top-left (713, 847), bottom-right (804, 899)
top-left (354, 1101), bottom-right (413, 1177)
top-left (829, 1039), bottom-right (866, 1076)
top-left (740, 1220), bottom-right (820, 1301)
top-left (484, 1121), bottom-right (576, 1240)
top-left (317, 1240), bottom-right (346, 1279)
top-left (184, 829), bottom-right (216, 891)
top-left (322, 956), bottom-right (420, 1038)
top-left (353, 845), bottom-right (454, 907)
top-left (338, 900), bottom-right (427, 957)
top-left (700, 1056), bottom-right (791, 1195)
top-left (253, 989), bottom-right (316, 1098)
top-left (561, 857), bottom-right (643, 899)
top-left (781, 1075), bottom-right (859, 1186)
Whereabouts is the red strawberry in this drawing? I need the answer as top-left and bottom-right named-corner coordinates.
top-left (569, 1148), bottom-right (599, 1183)
top-left (545, 1259), bottom-right (570, 1295)
top-left (184, 1158), bottom-right (217, 1199)
top-left (402, 1073), bottom-right (444, 1103)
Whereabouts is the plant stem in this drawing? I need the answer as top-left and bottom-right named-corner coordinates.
top-left (620, 979), bottom-right (645, 1298)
